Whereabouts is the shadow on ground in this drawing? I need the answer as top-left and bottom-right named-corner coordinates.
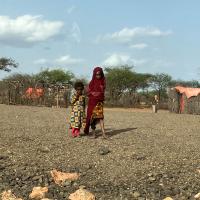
top-left (93, 127), bottom-right (137, 138)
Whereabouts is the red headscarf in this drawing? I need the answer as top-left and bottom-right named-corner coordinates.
top-left (87, 67), bottom-right (106, 101)
top-left (84, 67), bottom-right (106, 134)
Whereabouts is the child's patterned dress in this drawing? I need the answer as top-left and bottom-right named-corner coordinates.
top-left (70, 93), bottom-right (86, 136)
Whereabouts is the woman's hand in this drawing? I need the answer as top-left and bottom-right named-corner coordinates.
top-left (91, 92), bottom-right (101, 97)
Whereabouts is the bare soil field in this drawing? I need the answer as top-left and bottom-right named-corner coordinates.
top-left (0, 104), bottom-right (200, 200)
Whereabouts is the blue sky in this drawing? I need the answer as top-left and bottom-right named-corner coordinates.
top-left (0, 0), bottom-right (200, 80)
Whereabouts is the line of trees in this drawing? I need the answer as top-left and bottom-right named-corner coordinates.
top-left (1, 57), bottom-right (200, 107)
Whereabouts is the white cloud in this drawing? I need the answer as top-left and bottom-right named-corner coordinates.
top-left (67, 5), bottom-right (76, 14)
top-left (71, 22), bottom-right (81, 43)
top-left (55, 55), bottom-right (83, 65)
top-left (103, 54), bottom-right (130, 66)
top-left (34, 54), bottom-right (84, 66)
top-left (99, 27), bottom-right (172, 43)
top-left (130, 43), bottom-right (148, 49)
top-left (34, 58), bottom-right (48, 65)
top-left (103, 53), bottom-right (146, 66)
top-left (0, 15), bottom-right (64, 47)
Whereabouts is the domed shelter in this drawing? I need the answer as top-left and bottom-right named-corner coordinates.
top-left (168, 86), bottom-right (200, 114)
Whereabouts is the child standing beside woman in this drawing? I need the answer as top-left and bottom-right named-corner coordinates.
top-left (84, 67), bottom-right (107, 139)
top-left (69, 81), bottom-right (86, 137)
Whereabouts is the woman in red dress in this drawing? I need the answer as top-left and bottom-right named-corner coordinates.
top-left (84, 67), bottom-right (106, 138)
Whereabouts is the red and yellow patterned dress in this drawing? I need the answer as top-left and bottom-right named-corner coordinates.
top-left (70, 94), bottom-right (86, 129)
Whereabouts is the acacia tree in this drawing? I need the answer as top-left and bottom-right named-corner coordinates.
top-left (150, 73), bottom-right (172, 99)
top-left (34, 69), bottom-right (74, 85)
top-left (0, 57), bottom-right (18, 72)
top-left (105, 66), bottom-right (155, 106)
top-left (133, 73), bottom-right (153, 92)
top-left (105, 66), bottom-right (136, 100)
top-left (105, 66), bottom-right (153, 95)
top-left (4, 73), bottom-right (34, 86)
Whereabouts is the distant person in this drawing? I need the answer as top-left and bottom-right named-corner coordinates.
top-left (171, 98), bottom-right (176, 112)
top-left (69, 81), bottom-right (86, 138)
top-left (152, 95), bottom-right (159, 113)
top-left (84, 67), bottom-right (106, 139)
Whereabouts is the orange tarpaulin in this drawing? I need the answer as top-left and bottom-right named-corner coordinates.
top-left (36, 88), bottom-right (44, 97)
top-left (175, 86), bottom-right (200, 99)
top-left (25, 87), bottom-right (33, 95)
top-left (25, 87), bottom-right (44, 99)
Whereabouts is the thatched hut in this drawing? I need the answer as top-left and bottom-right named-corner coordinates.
top-left (168, 86), bottom-right (200, 114)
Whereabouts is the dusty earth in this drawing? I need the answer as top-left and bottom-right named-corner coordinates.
top-left (0, 104), bottom-right (200, 200)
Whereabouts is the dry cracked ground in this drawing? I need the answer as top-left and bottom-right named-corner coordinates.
top-left (0, 104), bottom-right (200, 200)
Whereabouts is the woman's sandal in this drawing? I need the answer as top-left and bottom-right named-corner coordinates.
top-left (92, 134), bottom-right (97, 139)
top-left (102, 134), bottom-right (108, 139)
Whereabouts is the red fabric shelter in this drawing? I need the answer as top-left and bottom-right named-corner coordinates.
top-left (175, 86), bottom-right (200, 99)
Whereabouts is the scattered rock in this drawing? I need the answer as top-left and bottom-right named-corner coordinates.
top-left (98, 146), bottom-right (110, 155)
top-left (41, 199), bottom-right (52, 200)
top-left (1, 190), bottom-right (23, 200)
top-left (32, 175), bottom-right (41, 181)
top-left (29, 187), bottom-right (48, 199)
top-left (73, 182), bottom-right (79, 187)
top-left (0, 164), bottom-right (6, 170)
top-left (63, 180), bottom-right (72, 187)
top-left (194, 192), bottom-right (200, 199)
top-left (1, 105), bottom-right (200, 200)
top-left (38, 147), bottom-right (50, 153)
top-left (59, 192), bottom-right (64, 197)
top-left (171, 187), bottom-right (180, 196)
top-left (85, 164), bottom-right (92, 170)
top-left (138, 198), bottom-right (145, 200)
top-left (0, 155), bottom-right (9, 160)
top-left (22, 175), bottom-right (31, 181)
top-left (50, 169), bottom-right (79, 186)
top-left (81, 172), bottom-right (87, 177)
top-left (79, 185), bottom-right (87, 189)
top-left (163, 174), bottom-right (168, 178)
top-left (148, 177), bottom-right (156, 182)
top-left (163, 197), bottom-right (173, 200)
top-left (163, 189), bottom-right (173, 196)
top-left (132, 191), bottom-right (140, 198)
top-left (147, 173), bottom-right (153, 177)
top-left (69, 188), bottom-right (95, 200)
top-left (136, 155), bottom-right (146, 161)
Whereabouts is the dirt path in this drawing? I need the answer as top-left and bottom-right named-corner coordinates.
top-left (0, 104), bottom-right (200, 199)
